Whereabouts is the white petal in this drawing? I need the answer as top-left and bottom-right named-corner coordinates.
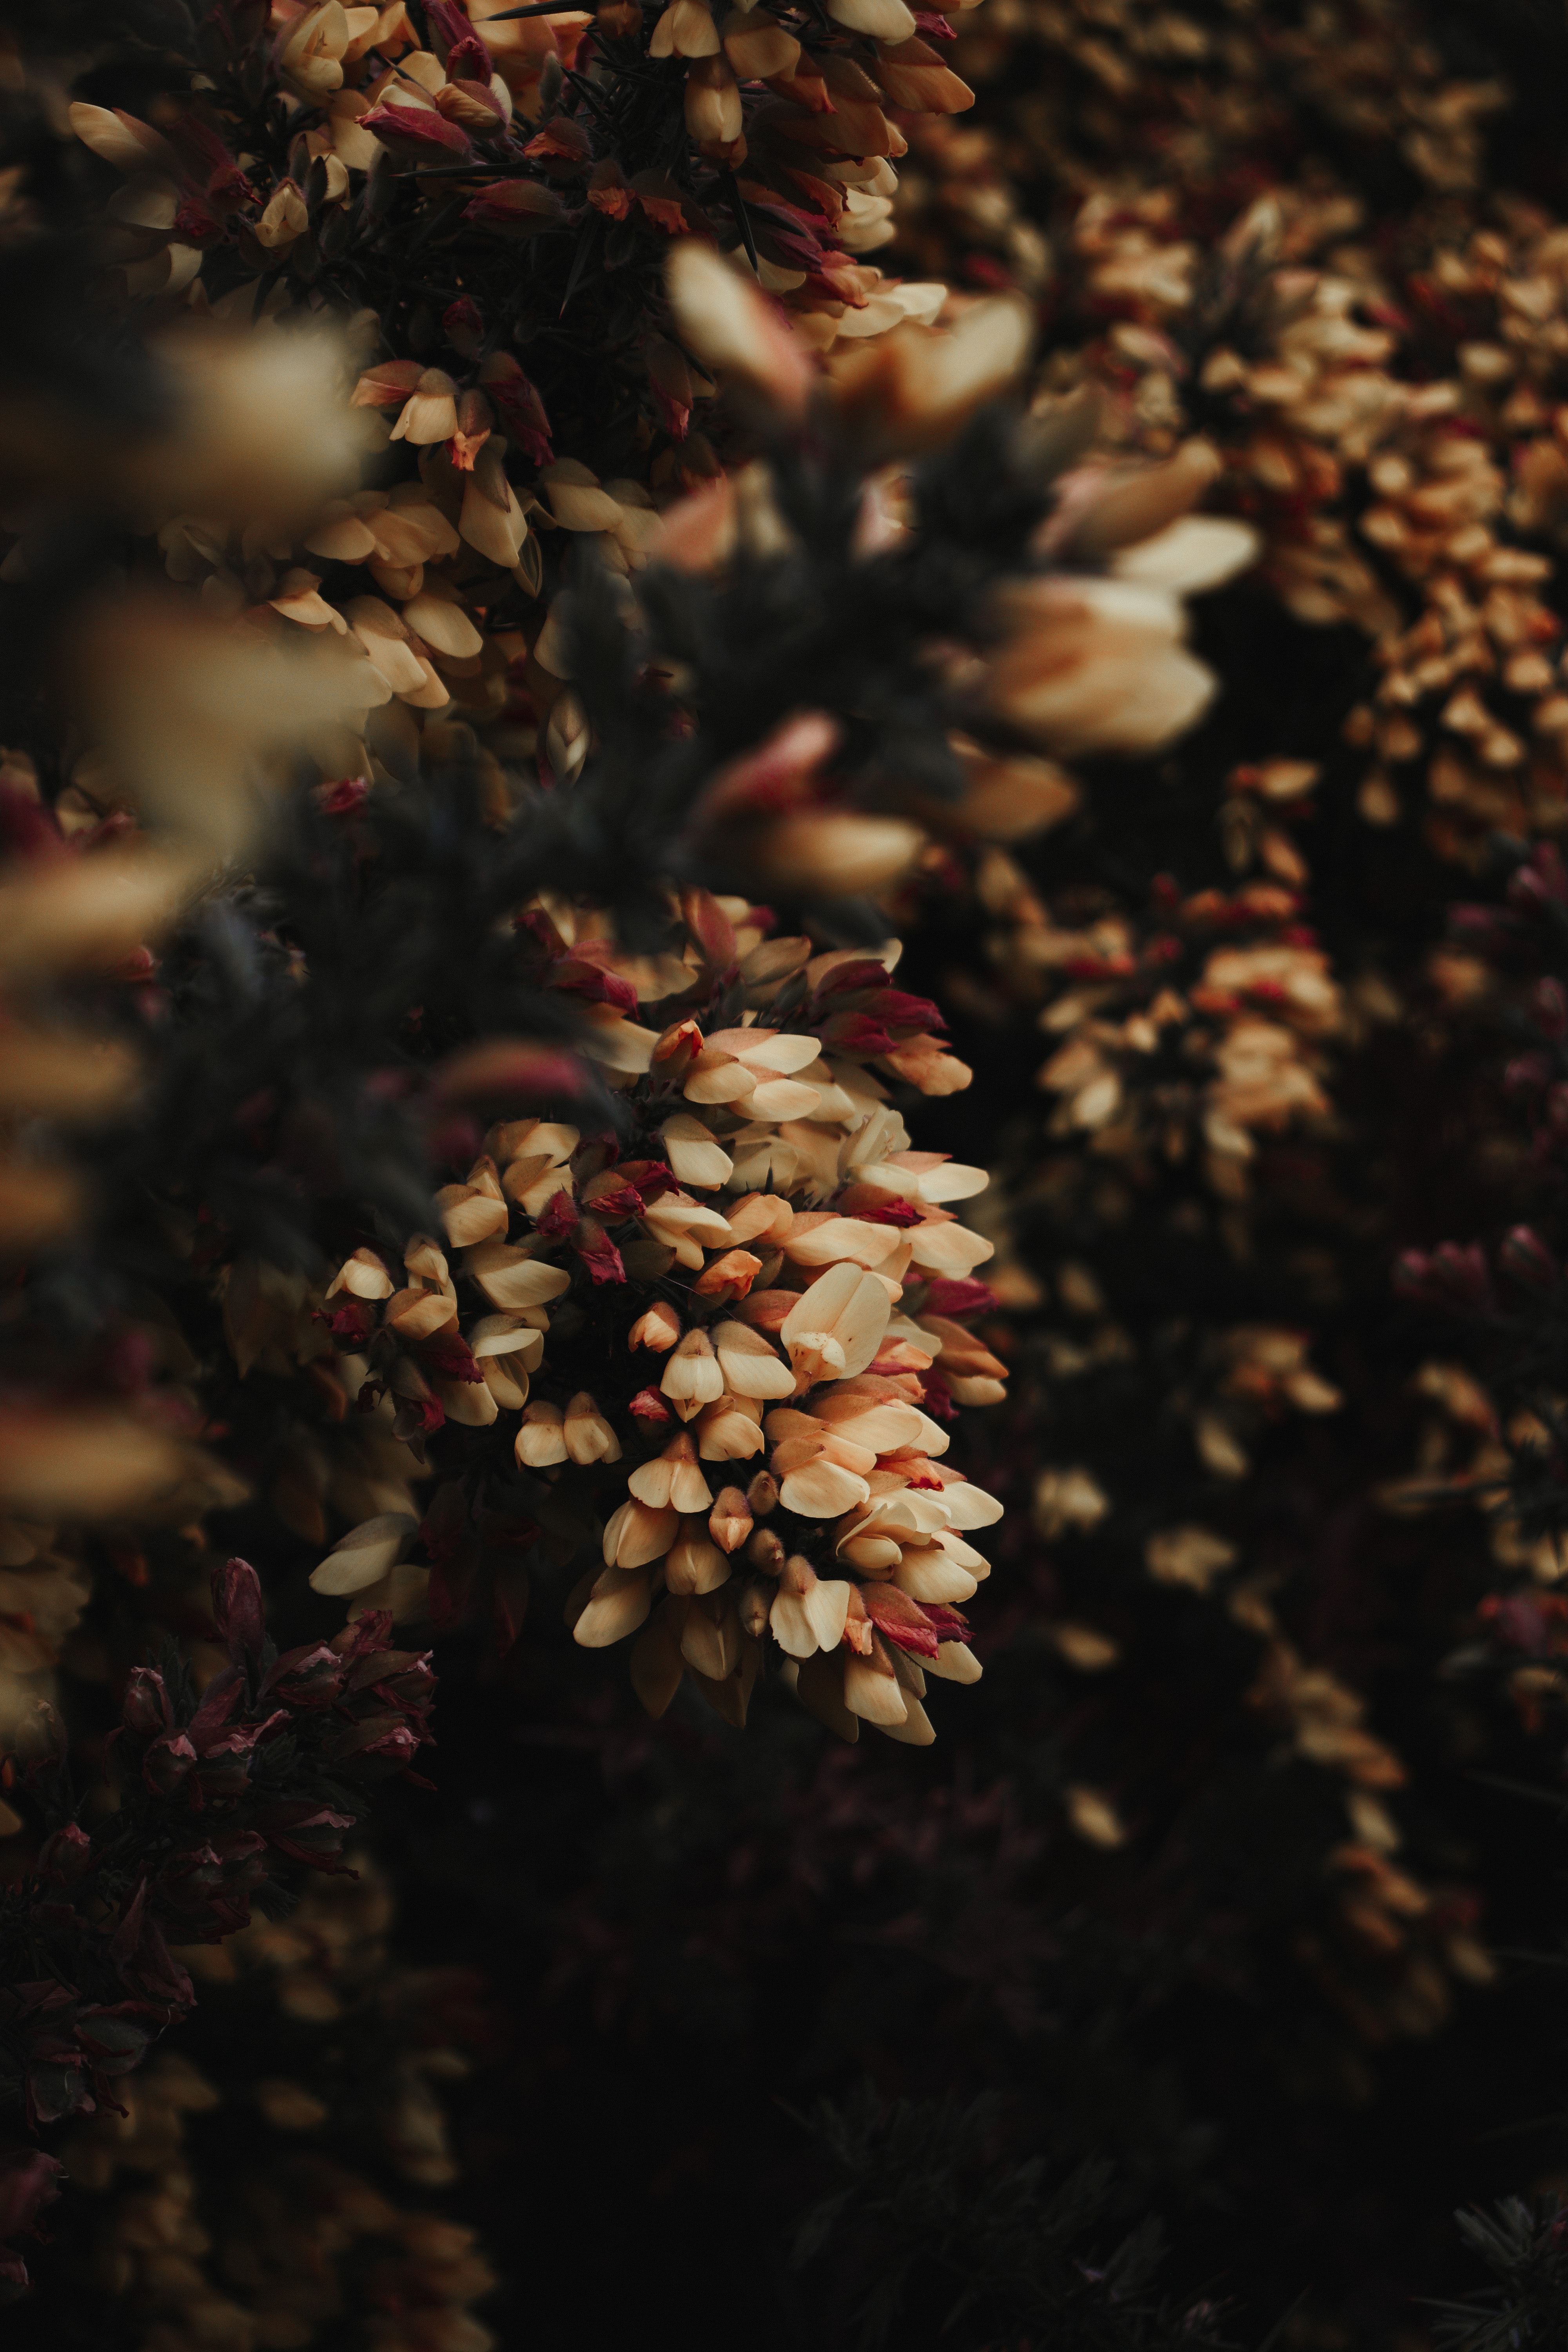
top-left (310, 1511), bottom-right (416, 1595)
top-left (713, 1322), bottom-right (797, 1398)
top-left (769, 1589), bottom-right (820, 1659)
top-left (573, 1566), bottom-right (652, 1648)
top-left (746, 1078), bottom-right (824, 1120)
top-left (779, 1458), bottom-right (871, 1518)
top-left (812, 1397), bottom-right (924, 1452)
top-left (469, 1316), bottom-right (545, 1367)
top-left (912, 1161), bottom-right (988, 1203)
top-left (1111, 515), bottom-right (1258, 594)
top-left (876, 1693), bottom-right (936, 1744)
top-left (802, 1579), bottom-right (852, 1650)
top-left (464, 1241), bottom-right (572, 1311)
top-left (738, 1031), bottom-right (823, 1075)
top-left (936, 1480), bottom-right (1003, 1530)
top-left (784, 1216), bottom-right (902, 1269)
top-left (661, 1112), bottom-right (734, 1190)
top-left (844, 1654), bottom-right (908, 1724)
top-left (782, 1261), bottom-right (862, 1350)
top-left (627, 1459), bottom-right (675, 1508)
top-left (924, 1640), bottom-right (982, 1683)
top-left (907, 1223), bottom-right (995, 1275)
top-left (893, 1549), bottom-right (977, 1604)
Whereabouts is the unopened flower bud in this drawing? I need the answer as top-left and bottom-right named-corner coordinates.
top-left (746, 1470), bottom-right (779, 1517)
top-left (213, 1555), bottom-right (266, 1670)
top-left (564, 1391), bottom-right (622, 1465)
top-left (662, 1327), bottom-right (724, 1416)
top-left (780, 1553), bottom-right (818, 1595)
top-left (653, 1017), bottom-right (702, 1076)
top-left (684, 55), bottom-right (742, 145)
top-left (38, 1823), bottom-right (92, 1882)
top-left (746, 1525), bottom-right (785, 1577)
top-left (1500, 1226), bottom-right (1557, 1292)
top-left (709, 1486), bottom-right (752, 1552)
top-left (515, 1399), bottom-right (568, 1466)
top-left (366, 145), bottom-right (396, 218)
top-left (1535, 976), bottom-right (1568, 1040)
top-left (121, 1665), bottom-right (169, 1739)
top-left (630, 1301), bottom-right (682, 1351)
top-left (735, 1579), bottom-right (770, 1639)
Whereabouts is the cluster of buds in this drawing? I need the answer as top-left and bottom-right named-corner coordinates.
top-left (1381, 850), bottom-right (1568, 1611)
top-left (891, 0), bottom-right (1502, 299)
top-left (60, 1861), bottom-right (495, 2348)
top-left (979, 790), bottom-right (1344, 1211)
top-left (1006, 1246), bottom-right (1485, 2049)
top-left (1333, 209), bottom-right (1568, 860)
top-left (314, 889), bottom-right (1007, 1741)
top-left (882, 93), bottom-right (1049, 303)
top-left (115, 1561), bottom-right (435, 1860)
top-left (0, 1559), bottom-right (433, 2137)
top-left (1018, 1283), bottom-right (1485, 2037)
top-left (997, 181), bottom-right (1568, 865)
top-left (1046, 1429), bottom-right (1489, 2024)
top-left (1246, 1578), bottom-right (1494, 2034)
top-left (873, 0), bottom-right (1511, 479)
top-left (70, 0), bottom-right (993, 460)
top-left (869, 0), bottom-right (1568, 874)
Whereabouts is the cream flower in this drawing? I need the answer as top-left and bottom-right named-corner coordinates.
top-left (780, 1262), bottom-right (892, 1385)
top-left (682, 1026), bottom-right (827, 1120)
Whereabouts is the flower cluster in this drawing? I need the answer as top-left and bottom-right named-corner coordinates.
top-left (872, 0), bottom-right (1568, 874)
top-left (0, 789), bottom-right (266, 1754)
top-left (0, 1558), bottom-right (432, 2154)
top-left (892, 0), bottom-right (1505, 305)
top-left (1053, 191), bottom-right (1568, 863)
top-left (70, 0), bottom-right (987, 479)
top-left (982, 795), bottom-right (1343, 1208)
top-left (1368, 841), bottom-right (1568, 1726)
top-left (309, 887), bottom-right (1006, 1742)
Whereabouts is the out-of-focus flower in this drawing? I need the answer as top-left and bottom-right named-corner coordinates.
top-left (68, 596), bottom-right (389, 860)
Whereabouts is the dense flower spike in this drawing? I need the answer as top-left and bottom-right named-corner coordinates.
top-left (304, 893), bottom-right (1006, 1740)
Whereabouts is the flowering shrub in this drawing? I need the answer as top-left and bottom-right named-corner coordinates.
top-left (0, 0), bottom-right (1264, 2314)
top-left (19, 0), bottom-right (1568, 2345)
